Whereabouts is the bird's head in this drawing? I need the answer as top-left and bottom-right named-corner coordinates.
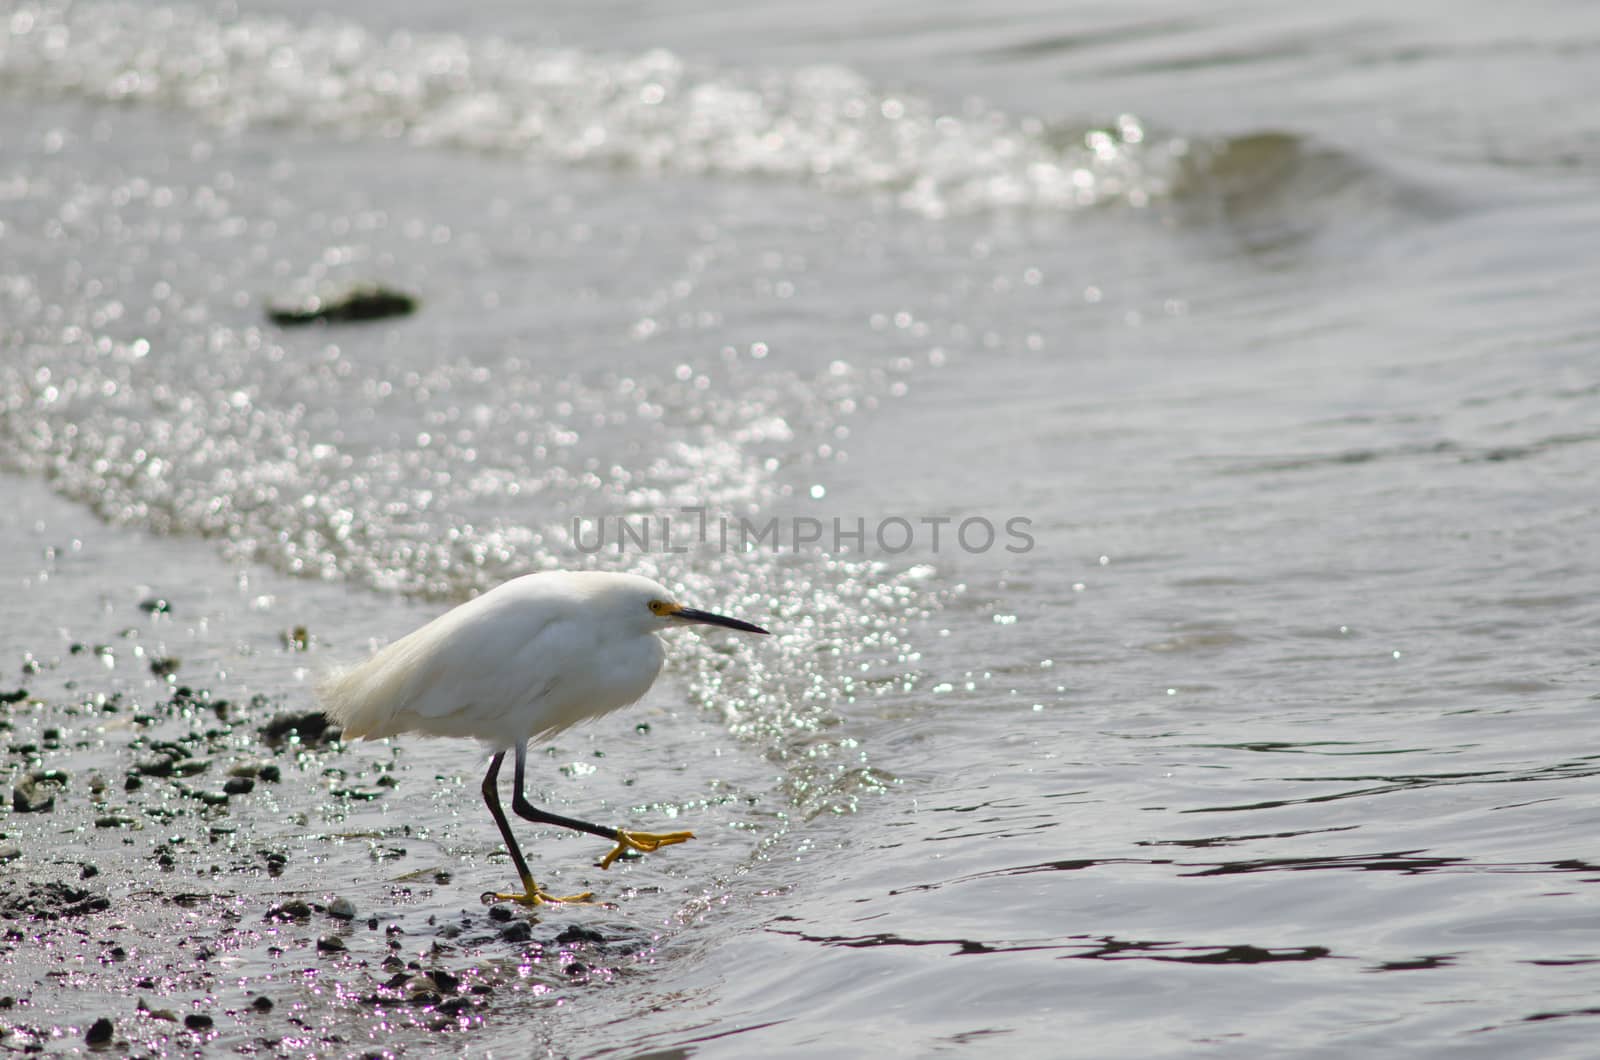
top-left (609, 574), bottom-right (769, 637)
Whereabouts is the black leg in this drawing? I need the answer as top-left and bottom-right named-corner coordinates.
top-left (481, 751), bottom-right (537, 889)
top-left (510, 743), bottom-right (619, 841)
top-left (509, 742), bottom-right (695, 870)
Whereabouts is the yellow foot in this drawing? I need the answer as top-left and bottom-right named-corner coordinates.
top-left (482, 877), bottom-right (594, 907)
top-left (599, 828), bottom-right (696, 870)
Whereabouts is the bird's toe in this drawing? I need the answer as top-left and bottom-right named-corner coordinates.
top-left (600, 828), bottom-right (697, 869)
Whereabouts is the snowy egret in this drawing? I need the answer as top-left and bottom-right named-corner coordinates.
top-left (318, 571), bottom-right (769, 906)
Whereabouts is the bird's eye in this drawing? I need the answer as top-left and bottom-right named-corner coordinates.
top-left (648, 600), bottom-right (666, 615)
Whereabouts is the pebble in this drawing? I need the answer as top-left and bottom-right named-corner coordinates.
top-left (85, 1017), bottom-right (113, 1046)
top-left (223, 777), bottom-right (254, 796)
top-left (317, 935), bottom-right (348, 953)
top-left (265, 900), bottom-right (312, 922)
top-left (12, 773), bottom-right (59, 814)
top-left (0, 844), bottom-right (21, 863)
top-left (327, 896), bottom-right (357, 920)
top-left (499, 920), bottom-right (533, 943)
top-left (555, 924), bottom-right (606, 945)
top-left (184, 1014), bottom-right (213, 1031)
top-left (251, 996), bottom-right (274, 1013)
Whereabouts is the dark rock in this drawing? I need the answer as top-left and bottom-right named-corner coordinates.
top-left (12, 771), bottom-right (63, 813)
top-left (94, 816), bottom-right (137, 830)
top-left (258, 764), bottom-right (282, 783)
top-left (332, 787), bottom-right (383, 801)
top-left (316, 935), bottom-right (347, 953)
top-left (327, 897), bottom-right (357, 920)
top-left (266, 284), bottom-right (419, 327)
top-left (138, 598), bottom-right (172, 615)
top-left (499, 920), bottom-right (533, 943)
top-left (486, 905), bottom-right (512, 922)
top-left (80, 864), bottom-right (99, 879)
top-left (183, 1013), bottom-right (212, 1031)
top-left (0, 689), bottom-right (28, 705)
top-left (259, 711), bottom-right (339, 750)
top-left (223, 777), bottom-right (254, 796)
top-left (264, 900), bottom-right (312, 923)
top-left (555, 924), bottom-right (605, 945)
top-left (85, 1017), bottom-right (113, 1046)
top-left (149, 657), bottom-right (181, 680)
top-left (0, 882), bottom-right (110, 920)
top-left (564, 962), bottom-right (588, 977)
top-left (251, 996), bottom-right (274, 1013)
top-left (427, 969), bottom-right (459, 994)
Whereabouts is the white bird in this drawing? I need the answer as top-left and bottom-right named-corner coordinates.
top-left (318, 570), bottom-right (769, 906)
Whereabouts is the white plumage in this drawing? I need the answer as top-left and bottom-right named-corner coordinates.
top-left (320, 571), bottom-right (669, 747)
top-left (315, 569), bottom-right (769, 907)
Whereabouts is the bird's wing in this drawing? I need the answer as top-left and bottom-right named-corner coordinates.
top-left (381, 593), bottom-right (596, 742)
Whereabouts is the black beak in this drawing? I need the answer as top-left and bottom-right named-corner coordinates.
top-left (674, 607), bottom-right (770, 635)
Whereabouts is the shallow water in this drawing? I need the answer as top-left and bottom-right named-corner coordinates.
top-left (2, 0), bottom-right (1599, 1056)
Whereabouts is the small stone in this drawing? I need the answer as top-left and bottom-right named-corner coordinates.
top-left (80, 864), bottom-right (99, 880)
top-left (327, 896), bottom-right (357, 920)
top-left (0, 689), bottom-right (29, 705)
top-left (499, 920), bottom-right (533, 943)
top-left (564, 962), bottom-right (588, 977)
top-left (223, 777), bottom-right (254, 796)
top-left (183, 1013), bottom-right (212, 1031)
top-left (85, 1017), bottom-right (114, 1046)
top-left (317, 934), bottom-right (347, 953)
top-left (0, 844), bottom-right (21, 863)
top-left (138, 598), bottom-right (172, 615)
top-left (438, 996), bottom-right (471, 1016)
top-left (265, 900), bottom-right (312, 922)
top-left (251, 996), bottom-right (274, 1013)
top-left (171, 758), bottom-right (210, 777)
top-left (12, 773), bottom-right (58, 813)
top-left (149, 657), bottom-right (180, 680)
top-left (486, 905), bottom-right (512, 922)
top-left (266, 283), bottom-right (419, 326)
top-left (258, 764), bottom-right (282, 783)
top-left (259, 711), bottom-right (339, 749)
top-left (123, 775), bottom-right (143, 792)
top-left (555, 924), bottom-right (605, 945)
